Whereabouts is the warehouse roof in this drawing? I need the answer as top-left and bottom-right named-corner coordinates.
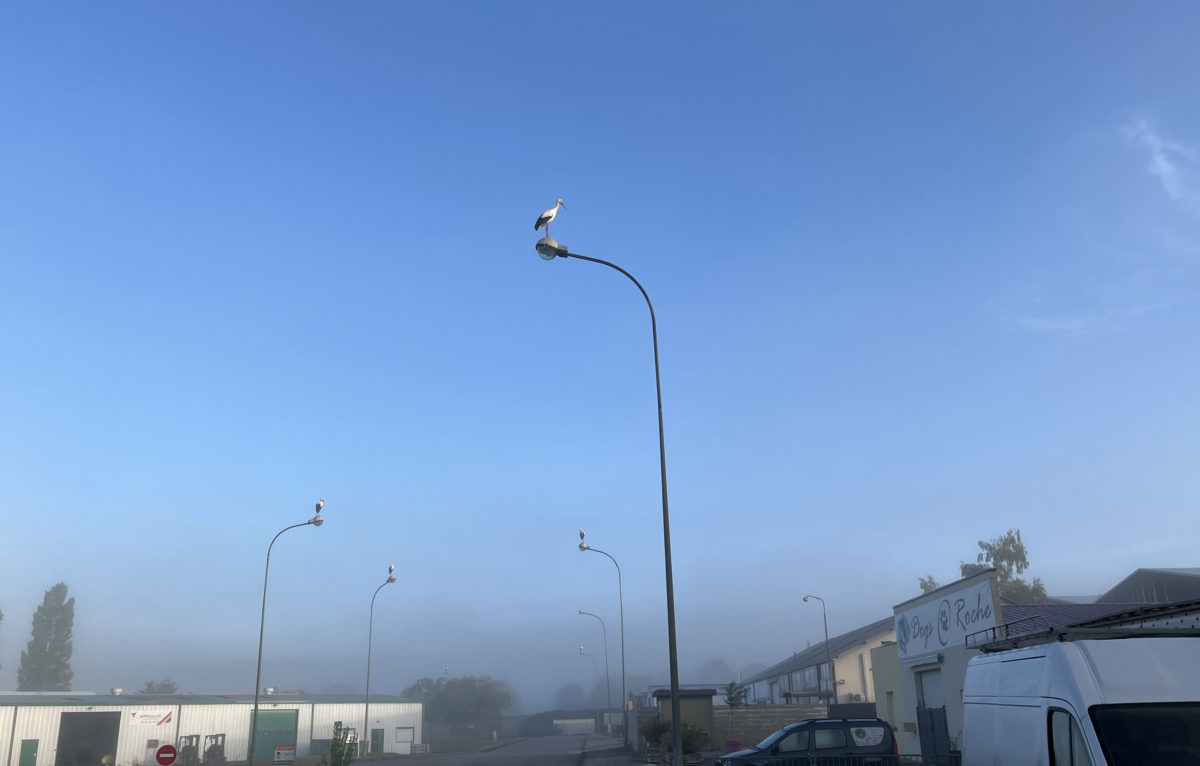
top-left (0, 692), bottom-right (420, 706)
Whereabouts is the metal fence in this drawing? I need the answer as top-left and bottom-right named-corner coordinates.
top-left (684, 755), bottom-right (962, 766)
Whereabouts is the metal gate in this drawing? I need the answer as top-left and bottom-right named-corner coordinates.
top-left (916, 706), bottom-right (960, 766)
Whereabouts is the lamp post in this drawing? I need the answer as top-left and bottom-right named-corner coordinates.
top-left (579, 646), bottom-right (600, 736)
top-left (803, 594), bottom-right (837, 705)
top-left (363, 565), bottom-right (397, 755)
top-left (578, 531), bottom-right (628, 747)
top-left (249, 499), bottom-right (326, 766)
top-left (540, 232), bottom-right (681, 761)
top-left (578, 610), bottom-right (613, 735)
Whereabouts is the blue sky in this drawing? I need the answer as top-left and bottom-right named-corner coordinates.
top-left (2, 2), bottom-right (1199, 710)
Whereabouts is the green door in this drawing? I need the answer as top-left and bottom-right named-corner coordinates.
top-left (251, 710), bottom-right (298, 764)
top-left (370, 729), bottom-right (384, 754)
top-left (20, 740), bottom-right (38, 766)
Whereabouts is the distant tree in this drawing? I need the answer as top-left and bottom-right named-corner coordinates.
top-left (919, 575), bottom-right (941, 593)
top-left (404, 675), bottom-right (512, 727)
top-left (553, 682), bottom-right (586, 710)
top-left (400, 676), bottom-right (445, 701)
top-left (17, 583), bottom-right (75, 691)
top-left (435, 676), bottom-right (511, 725)
top-left (960, 529), bottom-right (1048, 604)
top-left (140, 678), bottom-right (178, 693)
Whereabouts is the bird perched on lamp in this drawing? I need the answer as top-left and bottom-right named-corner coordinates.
top-left (535, 199), bottom-right (566, 237)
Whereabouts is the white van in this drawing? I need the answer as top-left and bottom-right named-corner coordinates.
top-left (962, 636), bottom-right (1200, 765)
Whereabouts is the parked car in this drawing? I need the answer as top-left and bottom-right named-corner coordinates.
top-left (715, 718), bottom-right (898, 766)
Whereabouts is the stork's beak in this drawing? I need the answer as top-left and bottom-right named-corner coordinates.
top-left (559, 200), bottom-right (567, 208)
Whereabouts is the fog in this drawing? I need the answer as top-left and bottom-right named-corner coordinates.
top-left (4, 1), bottom-right (1200, 720)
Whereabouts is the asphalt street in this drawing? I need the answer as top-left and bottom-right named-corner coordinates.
top-left (367, 735), bottom-right (636, 766)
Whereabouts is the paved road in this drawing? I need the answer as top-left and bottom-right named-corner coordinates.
top-left (369, 735), bottom-right (635, 766)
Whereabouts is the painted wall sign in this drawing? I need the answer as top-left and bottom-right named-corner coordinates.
top-left (895, 578), bottom-right (996, 661)
top-left (129, 711), bottom-right (174, 726)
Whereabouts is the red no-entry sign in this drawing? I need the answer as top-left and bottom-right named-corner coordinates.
top-left (156, 745), bottom-right (178, 766)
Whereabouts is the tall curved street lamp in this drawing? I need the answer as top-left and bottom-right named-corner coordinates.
top-left (803, 594), bottom-right (837, 704)
top-left (542, 229), bottom-right (682, 758)
top-left (249, 499), bottom-right (326, 766)
top-left (578, 530), bottom-right (627, 747)
top-left (579, 646), bottom-right (600, 735)
top-left (364, 565), bottom-right (397, 755)
top-left (578, 610), bottom-right (613, 734)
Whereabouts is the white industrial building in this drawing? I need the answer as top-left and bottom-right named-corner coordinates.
top-left (0, 692), bottom-right (423, 766)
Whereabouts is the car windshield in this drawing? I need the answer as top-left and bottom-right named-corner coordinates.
top-left (756, 729), bottom-right (790, 750)
top-left (1091, 703), bottom-right (1200, 765)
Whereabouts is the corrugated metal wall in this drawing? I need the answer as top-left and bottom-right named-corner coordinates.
top-left (175, 702), bottom-right (251, 764)
top-left (309, 702), bottom-right (422, 754)
top-left (1, 701), bottom-right (422, 766)
top-left (0, 707), bottom-right (15, 766)
top-left (5, 703), bottom-right (182, 766)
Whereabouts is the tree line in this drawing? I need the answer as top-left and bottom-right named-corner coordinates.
top-left (400, 675), bottom-right (513, 727)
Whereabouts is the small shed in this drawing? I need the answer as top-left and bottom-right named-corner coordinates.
top-left (652, 689), bottom-right (716, 735)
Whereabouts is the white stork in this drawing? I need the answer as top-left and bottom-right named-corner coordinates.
top-left (535, 198), bottom-right (566, 237)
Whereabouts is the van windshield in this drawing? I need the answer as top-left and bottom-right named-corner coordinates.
top-left (1090, 703), bottom-right (1200, 765)
top-left (755, 729), bottom-right (788, 750)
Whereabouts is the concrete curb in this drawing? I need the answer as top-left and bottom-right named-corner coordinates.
top-left (480, 738), bottom-right (525, 753)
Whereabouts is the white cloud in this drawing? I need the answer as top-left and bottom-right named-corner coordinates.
top-left (1123, 120), bottom-right (1200, 210)
top-left (1009, 303), bottom-right (1162, 336)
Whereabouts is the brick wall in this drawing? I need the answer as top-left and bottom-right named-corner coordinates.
top-left (707, 705), bottom-right (827, 750)
top-left (637, 703), bottom-right (829, 753)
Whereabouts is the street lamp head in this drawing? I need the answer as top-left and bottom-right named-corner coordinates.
top-left (536, 237), bottom-right (568, 260)
top-left (386, 575), bottom-right (396, 584)
top-left (579, 542), bottom-right (590, 551)
top-left (803, 595), bottom-right (810, 602)
top-left (308, 498), bottom-right (327, 526)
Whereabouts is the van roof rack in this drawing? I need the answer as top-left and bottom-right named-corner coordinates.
top-left (966, 622), bottom-right (1200, 653)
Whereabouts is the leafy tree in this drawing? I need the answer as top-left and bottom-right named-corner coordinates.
top-left (140, 678), bottom-right (178, 693)
top-left (722, 681), bottom-right (746, 708)
top-left (640, 718), bottom-right (670, 748)
top-left (960, 528), bottom-right (1047, 604)
top-left (17, 582), bottom-right (75, 691)
top-left (919, 575), bottom-right (940, 593)
top-left (400, 676), bottom-right (445, 701)
top-left (402, 675), bottom-right (512, 727)
top-left (660, 722), bottom-right (708, 754)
